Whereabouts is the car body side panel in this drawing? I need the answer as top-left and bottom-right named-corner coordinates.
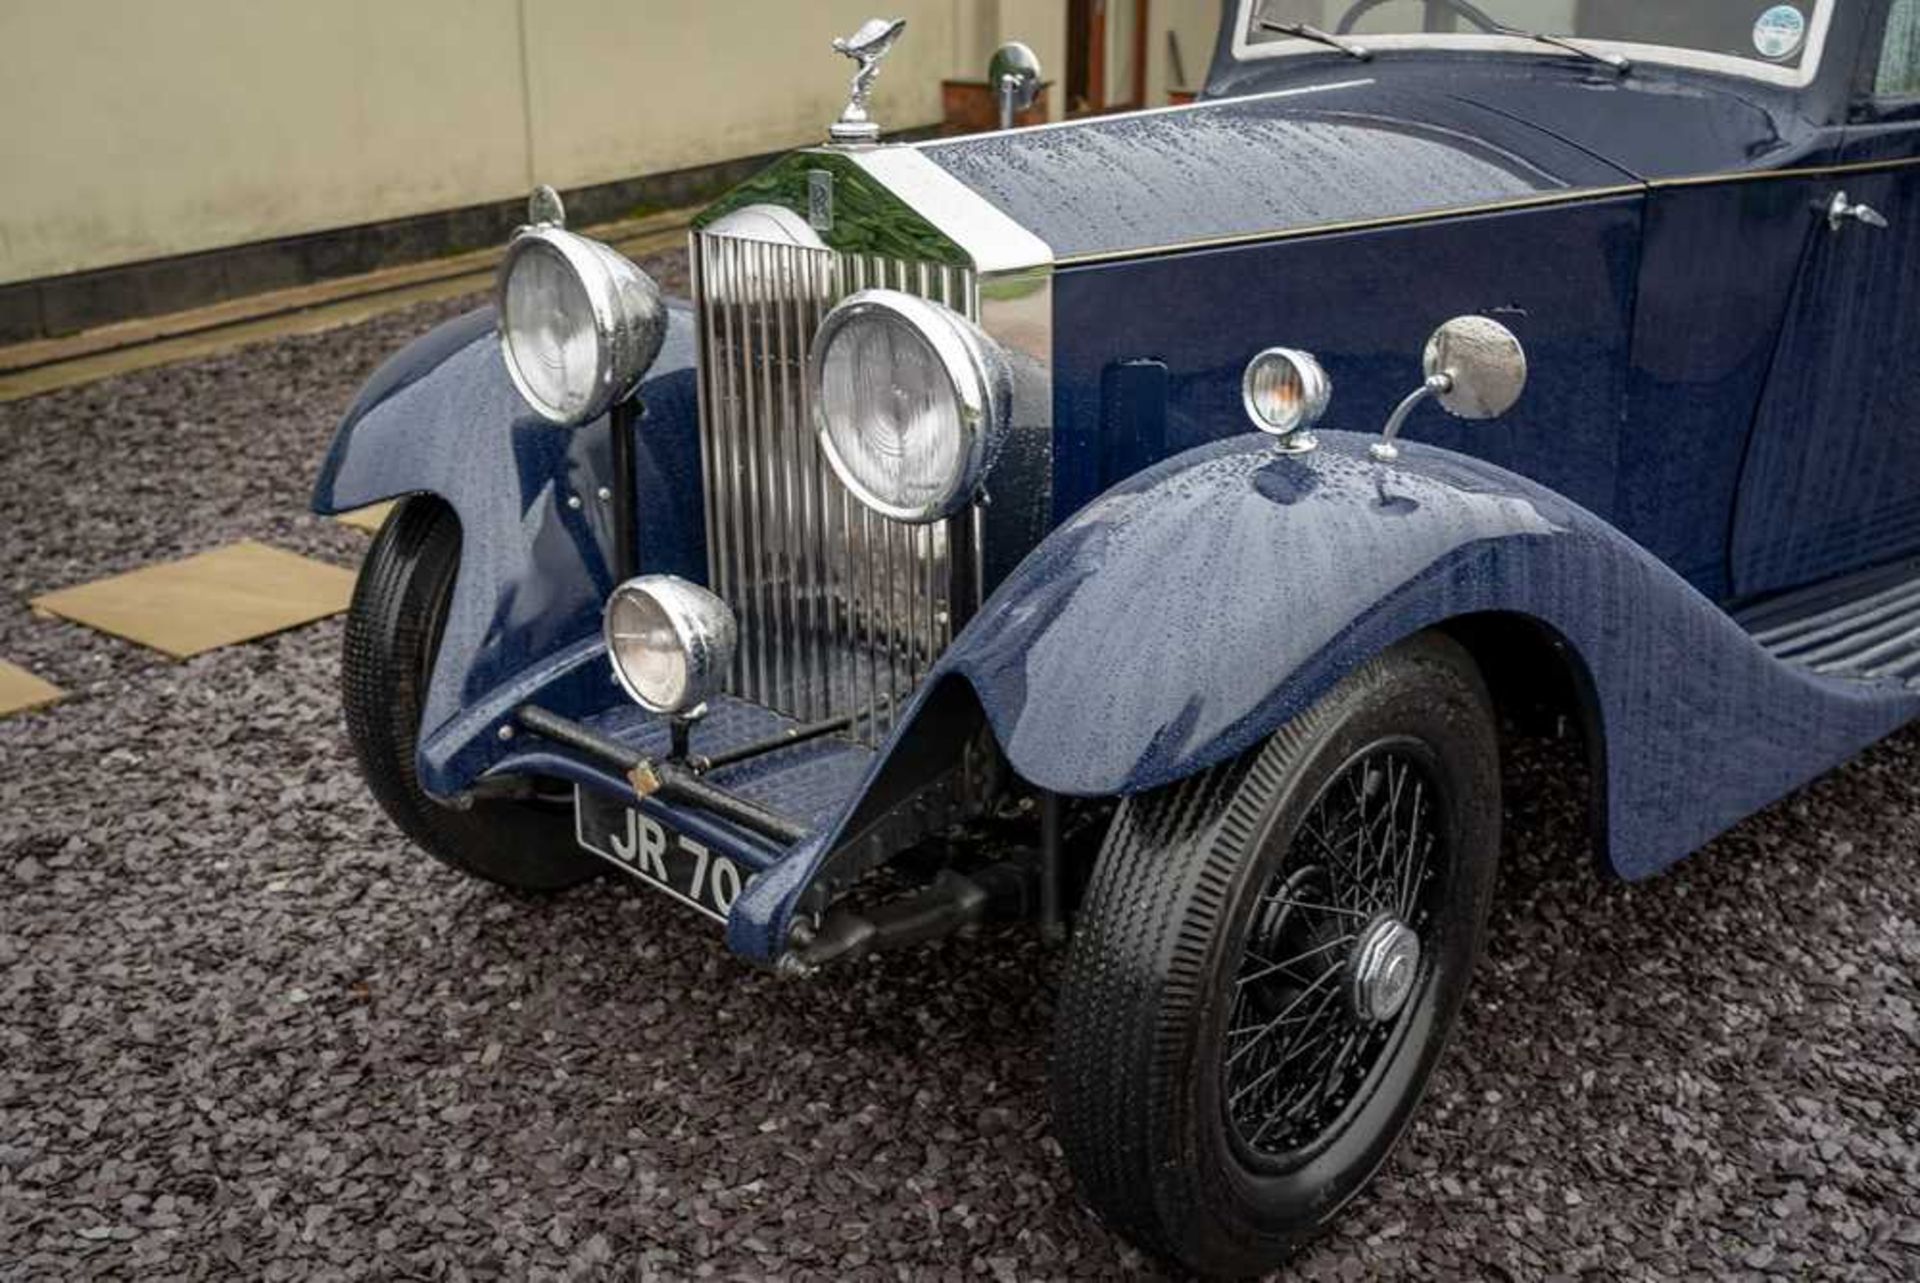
top-left (1047, 195), bottom-right (1644, 541)
top-left (1614, 173), bottom-right (1836, 599)
top-left (310, 302), bottom-right (706, 797)
top-left (1731, 124), bottom-right (1920, 596)
top-left (932, 432), bottom-right (1920, 881)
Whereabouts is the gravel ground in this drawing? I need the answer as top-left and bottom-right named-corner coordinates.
top-left (2, 252), bottom-right (1917, 1279)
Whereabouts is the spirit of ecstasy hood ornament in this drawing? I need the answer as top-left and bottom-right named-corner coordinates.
top-left (829, 17), bottom-right (906, 143)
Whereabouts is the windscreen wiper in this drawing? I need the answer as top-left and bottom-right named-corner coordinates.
top-left (1256, 19), bottom-right (1372, 62)
top-left (1494, 25), bottom-right (1631, 75)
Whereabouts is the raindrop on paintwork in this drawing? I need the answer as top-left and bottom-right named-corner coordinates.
top-left (925, 88), bottom-right (1549, 261)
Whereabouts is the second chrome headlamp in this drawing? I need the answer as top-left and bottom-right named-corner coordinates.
top-left (808, 289), bottom-right (1012, 525)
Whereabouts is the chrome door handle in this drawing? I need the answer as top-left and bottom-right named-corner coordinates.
top-left (1828, 190), bottom-right (1891, 232)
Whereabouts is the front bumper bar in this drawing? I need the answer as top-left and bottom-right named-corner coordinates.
top-left (512, 700), bottom-right (1036, 978)
top-left (513, 704), bottom-right (810, 844)
top-left (478, 678), bottom-right (996, 967)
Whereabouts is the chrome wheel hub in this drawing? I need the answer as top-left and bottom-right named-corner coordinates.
top-left (1350, 915), bottom-right (1420, 1024)
top-left (1222, 749), bottom-right (1443, 1165)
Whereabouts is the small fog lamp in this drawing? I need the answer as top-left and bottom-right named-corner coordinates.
top-left (604, 576), bottom-right (737, 716)
top-left (1242, 348), bottom-right (1331, 452)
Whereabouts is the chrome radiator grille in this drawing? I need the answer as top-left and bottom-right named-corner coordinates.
top-left (693, 230), bottom-right (978, 739)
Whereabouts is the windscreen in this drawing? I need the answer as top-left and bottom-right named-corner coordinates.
top-left (1246, 1), bottom-right (1829, 77)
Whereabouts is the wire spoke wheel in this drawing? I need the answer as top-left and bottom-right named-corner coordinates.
top-left (1224, 747), bottom-right (1443, 1168)
top-left (1050, 635), bottom-right (1500, 1277)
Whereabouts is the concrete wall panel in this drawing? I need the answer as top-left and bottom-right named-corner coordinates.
top-left (1, 0), bottom-right (528, 284)
top-left (522, 1), bottom-right (957, 192)
top-left (0, 1), bottom-right (1229, 289)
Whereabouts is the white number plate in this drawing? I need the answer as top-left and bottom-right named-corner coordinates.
top-left (573, 786), bottom-right (745, 922)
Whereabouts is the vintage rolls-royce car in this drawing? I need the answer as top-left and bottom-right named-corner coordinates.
top-left (313, 1), bottom-right (1920, 1274)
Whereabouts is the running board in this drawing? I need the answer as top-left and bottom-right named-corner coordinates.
top-left (1738, 556), bottom-right (1920, 687)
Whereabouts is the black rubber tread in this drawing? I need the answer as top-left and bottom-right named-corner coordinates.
top-left (1053, 753), bottom-right (1253, 1261)
top-left (1050, 634), bottom-right (1501, 1278)
top-left (342, 496), bottom-right (601, 892)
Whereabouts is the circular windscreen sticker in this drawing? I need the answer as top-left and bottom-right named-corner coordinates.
top-left (1753, 5), bottom-right (1807, 60)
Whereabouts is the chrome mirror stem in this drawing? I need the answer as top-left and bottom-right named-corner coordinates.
top-left (1370, 374), bottom-right (1452, 463)
top-left (1371, 315), bottom-right (1528, 461)
top-left (989, 42), bottom-right (1043, 131)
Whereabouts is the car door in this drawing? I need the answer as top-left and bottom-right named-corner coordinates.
top-left (1730, 2), bottom-right (1920, 598)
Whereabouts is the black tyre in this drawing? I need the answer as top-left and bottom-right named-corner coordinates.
top-left (343, 496), bottom-right (601, 891)
top-left (1051, 634), bottom-right (1500, 1278)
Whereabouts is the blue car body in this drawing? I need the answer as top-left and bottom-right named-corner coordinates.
top-left (315, 0), bottom-right (1920, 966)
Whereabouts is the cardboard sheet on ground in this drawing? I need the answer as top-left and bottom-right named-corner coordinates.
top-left (30, 541), bottom-right (355, 659)
top-left (335, 501), bottom-right (396, 534)
top-left (0, 659), bottom-right (64, 717)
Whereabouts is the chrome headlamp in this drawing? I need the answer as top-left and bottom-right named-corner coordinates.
top-left (604, 576), bottom-right (737, 716)
top-left (809, 289), bottom-right (1012, 525)
top-left (496, 227), bottom-right (667, 426)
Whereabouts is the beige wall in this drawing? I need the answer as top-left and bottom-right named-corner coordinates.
top-left (946, 0), bottom-right (1070, 120)
top-left (522, 1), bottom-right (964, 193)
top-left (0, 1), bottom-right (971, 286)
top-left (1, 1), bottom-right (528, 285)
top-left (1150, 0), bottom-right (1229, 99)
top-left (0, 0), bottom-right (1228, 288)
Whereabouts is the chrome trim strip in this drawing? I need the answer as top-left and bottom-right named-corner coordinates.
top-left (851, 147), bottom-right (1052, 274)
top-left (1053, 184), bottom-right (1646, 267)
top-left (1652, 154), bottom-right (1920, 189)
top-left (740, 237), bottom-right (768, 701)
top-left (691, 231), bottom-right (719, 634)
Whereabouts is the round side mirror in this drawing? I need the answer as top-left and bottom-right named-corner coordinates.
top-left (990, 41), bottom-right (1043, 124)
top-left (1424, 316), bottom-right (1527, 421)
top-left (1370, 316), bottom-right (1529, 462)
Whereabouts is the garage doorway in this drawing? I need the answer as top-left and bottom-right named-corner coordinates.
top-left (1067, 0), bottom-right (1151, 115)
